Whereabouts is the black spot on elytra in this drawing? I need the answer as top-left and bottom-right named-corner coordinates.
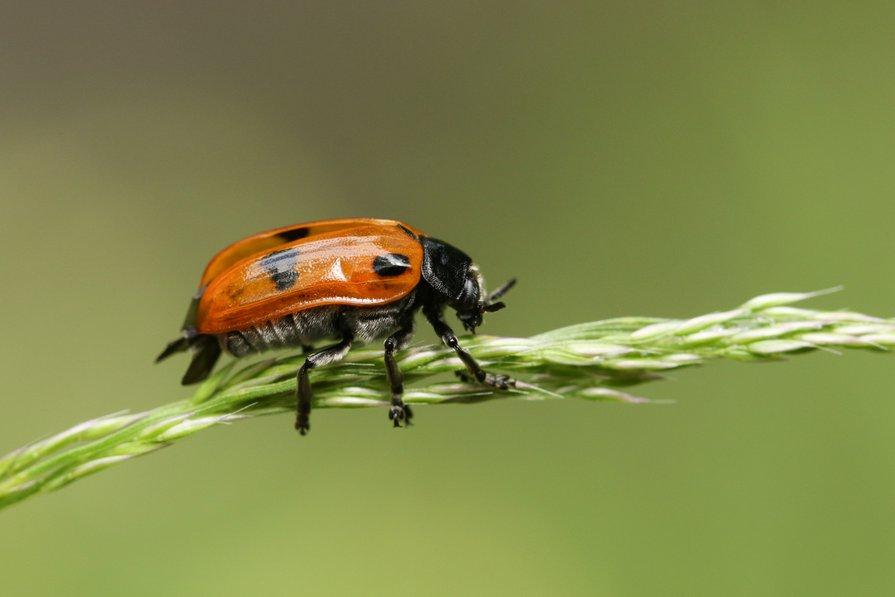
top-left (397, 224), bottom-right (417, 239)
top-left (373, 253), bottom-right (411, 277)
top-left (277, 227), bottom-right (310, 242)
top-left (260, 248), bottom-right (299, 291)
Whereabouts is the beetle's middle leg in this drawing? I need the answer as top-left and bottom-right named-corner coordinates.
top-left (295, 334), bottom-right (353, 436)
top-left (384, 318), bottom-right (415, 428)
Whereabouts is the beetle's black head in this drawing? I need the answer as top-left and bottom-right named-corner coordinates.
top-left (420, 237), bottom-right (515, 333)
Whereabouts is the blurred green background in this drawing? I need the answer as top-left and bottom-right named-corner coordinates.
top-left (2, 2), bottom-right (894, 595)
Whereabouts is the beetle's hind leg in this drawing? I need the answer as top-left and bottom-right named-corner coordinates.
top-left (383, 319), bottom-right (415, 428)
top-left (295, 335), bottom-right (353, 435)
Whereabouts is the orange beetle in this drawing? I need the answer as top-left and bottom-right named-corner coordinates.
top-left (157, 218), bottom-right (516, 434)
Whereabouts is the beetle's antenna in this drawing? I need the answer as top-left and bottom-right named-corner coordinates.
top-left (487, 278), bottom-right (517, 304)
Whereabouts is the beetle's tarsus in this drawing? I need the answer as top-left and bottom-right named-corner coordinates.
top-left (388, 406), bottom-right (401, 428)
top-left (388, 402), bottom-right (413, 428)
top-left (455, 369), bottom-right (515, 390)
top-left (484, 373), bottom-right (515, 390)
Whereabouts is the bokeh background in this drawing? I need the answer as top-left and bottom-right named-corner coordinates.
top-left (2, 2), bottom-right (894, 595)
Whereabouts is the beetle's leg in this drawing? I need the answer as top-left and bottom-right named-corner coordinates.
top-left (423, 307), bottom-right (516, 391)
top-left (295, 335), bottom-right (353, 435)
top-left (384, 319), bottom-right (415, 428)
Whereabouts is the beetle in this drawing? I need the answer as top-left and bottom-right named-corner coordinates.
top-left (156, 218), bottom-right (516, 434)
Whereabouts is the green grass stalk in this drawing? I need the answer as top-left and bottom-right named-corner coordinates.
top-left (1, 289), bottom-right (892, 511)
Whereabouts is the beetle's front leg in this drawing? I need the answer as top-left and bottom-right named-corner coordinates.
top-left (423, 307), bottom-right (516, 392)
